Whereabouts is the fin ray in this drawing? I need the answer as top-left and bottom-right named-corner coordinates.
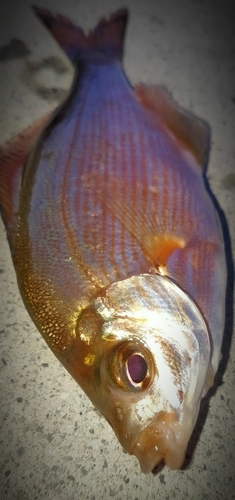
top-left (33, 6), bottom-right (128, 63)
top-left (94, 176), bottom-right (185, 269)
top-left (0, 115), bottom-right (49, 250)
top-left (135, 84), bottom-right (210, 168)
top-left (106, 192), bottom-right (185, 268)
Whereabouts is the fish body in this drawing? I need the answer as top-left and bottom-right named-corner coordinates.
top-left (0, 8), bottom-right (226, 473)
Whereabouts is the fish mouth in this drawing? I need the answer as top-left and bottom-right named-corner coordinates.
top-left (132, 417), bottom-right (187, 474)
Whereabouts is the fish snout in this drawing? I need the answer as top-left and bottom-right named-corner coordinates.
top-left (132, 416), bottom-right (187, 473)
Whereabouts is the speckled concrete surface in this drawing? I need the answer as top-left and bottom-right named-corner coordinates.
top-left (0, 1), bottom-right (234, 499)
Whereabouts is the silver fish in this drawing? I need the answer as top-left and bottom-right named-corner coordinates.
top-left (0, 7), bottom-right (226, 473)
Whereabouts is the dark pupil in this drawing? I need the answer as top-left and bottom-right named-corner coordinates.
top-left (127, 354), bottom-right (147, 383)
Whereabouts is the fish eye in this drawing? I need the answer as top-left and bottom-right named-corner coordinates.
top-left (104, 341), bottom-right (155, 392)
top-left (126, 354), bottom-right (148, 384)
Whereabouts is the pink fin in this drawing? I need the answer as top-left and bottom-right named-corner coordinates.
top-left (33, 6), bottom-right (128, 63)
top-left (144, 233), bottom-right (186, 269)
top-left (0, 115), bottom-right (49, 251)
top-left (135, 84), bottom-right (210, 168)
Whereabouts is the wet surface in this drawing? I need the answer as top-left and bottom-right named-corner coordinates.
top-left (0, 38), bottom-right (31, 61)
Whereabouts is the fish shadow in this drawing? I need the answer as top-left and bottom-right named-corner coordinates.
top-left (181, 174), bottom-right (234, 470)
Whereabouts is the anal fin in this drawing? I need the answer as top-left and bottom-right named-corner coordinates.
top-left (135, 84), bottom-right (210, 169)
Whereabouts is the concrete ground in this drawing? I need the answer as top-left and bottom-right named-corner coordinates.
top-left (0, 1), bottom-right (234, 499)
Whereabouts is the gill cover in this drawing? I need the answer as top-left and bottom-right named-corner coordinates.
top-left (93, 274), bottom-right (211, 472)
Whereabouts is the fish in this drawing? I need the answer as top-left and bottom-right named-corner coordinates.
top-left (0, 7), bottom-right (227, 473)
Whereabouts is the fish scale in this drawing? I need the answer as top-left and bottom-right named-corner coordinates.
top-left (0, 7), bottom-right (226, 473)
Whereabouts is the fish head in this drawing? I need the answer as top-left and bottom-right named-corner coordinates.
top-left (68, 274), bottom-right (211, 472)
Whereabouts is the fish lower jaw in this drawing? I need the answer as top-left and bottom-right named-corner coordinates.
top-left (132, 415), bottom-right (193, 474)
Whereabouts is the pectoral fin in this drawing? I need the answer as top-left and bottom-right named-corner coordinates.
top-left (93, 176), bottom-right (185, 270)
top-left (144, 233), bottom-right (186, 269)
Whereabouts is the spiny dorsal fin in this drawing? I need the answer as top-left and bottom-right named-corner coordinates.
top-left (0, 115), bottom-right (49, 251)
top-left (135, 84), bottom-right (210, 169)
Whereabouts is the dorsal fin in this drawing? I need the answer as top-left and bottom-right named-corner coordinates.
top-left (135, 84), bottom-right (210, 168)
top-left (33, 6), bottom-right (128, 63)
top-left (0, 115), bottom-right (49, 251)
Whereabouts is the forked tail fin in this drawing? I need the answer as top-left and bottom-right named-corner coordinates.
top-left (33, 6), bottom-right (128, 63)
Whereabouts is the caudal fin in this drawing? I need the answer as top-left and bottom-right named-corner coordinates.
top-left (33, 6), bottom-right (128, 63)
